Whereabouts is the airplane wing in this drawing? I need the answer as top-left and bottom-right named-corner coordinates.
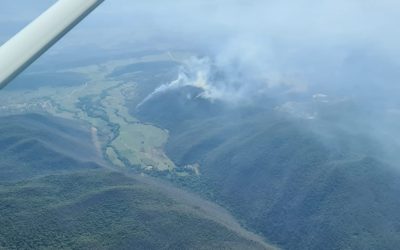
top-left (0, 0), bottom-right (104, 89)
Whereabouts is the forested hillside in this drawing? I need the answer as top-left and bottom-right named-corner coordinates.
top-left (0, 114), bottom-right (271, 250)
top-left (136, 86), bottom-right (400, 250)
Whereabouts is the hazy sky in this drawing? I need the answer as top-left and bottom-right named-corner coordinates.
top-left (2, 0), bottom-right (400, 51)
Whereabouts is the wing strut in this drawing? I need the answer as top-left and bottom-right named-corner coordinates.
top-left (0, 0), bottom-right (104, 89)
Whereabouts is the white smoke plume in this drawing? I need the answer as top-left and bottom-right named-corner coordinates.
top-left (139, 48), bottom-right (310, 108)
top-left (137, 57), bottom-right (245, 107)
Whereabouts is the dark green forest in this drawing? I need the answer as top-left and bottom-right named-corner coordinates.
top-left (0, 114), bottom-right (268, 250)
top-left (136, 85), bottom-right (400, 250)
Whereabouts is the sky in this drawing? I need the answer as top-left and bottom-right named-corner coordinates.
top-left (2, 0), bottom-right (400, 51)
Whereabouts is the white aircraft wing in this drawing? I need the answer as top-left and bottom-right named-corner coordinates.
top-left (0, 0), bottom-right (104, 89)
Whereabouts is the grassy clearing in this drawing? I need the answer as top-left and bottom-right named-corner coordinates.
top-left (112, 123), bottom-right (174, 171)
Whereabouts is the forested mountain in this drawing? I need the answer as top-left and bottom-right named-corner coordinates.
top-left (136, 86), bottom-right (400, 250)
top-left (0, 114), bottom-right (271, 250)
